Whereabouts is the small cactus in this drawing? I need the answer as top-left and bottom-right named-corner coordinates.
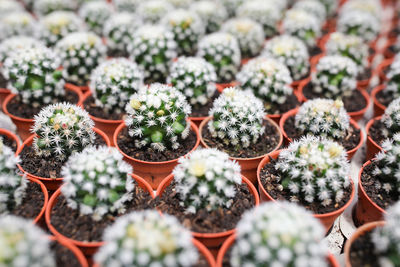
top-left (125, 83), bottom-right (191, 152)
top-left (337, 10), bottom-right (380, 42)
top-left (78, 1), bottom-right (114, 35)
top-left (0, 36), bottom-right (44, 63)
top-left (94, 210), bottom-right (199, 267)
top-left (33, 0), bottom-right (77, 16)
top-left (113, 0), bottom-right (140, 12)
top-left (167, 0), bottom-right (193, 8)
top-left (293, 0), bottom-right (327, 25)
top-left (190, 0), bottom-right (228, 33)
top-left (341, 0), bottom-right (382, 19)
top-left (0, 0), bottom-right (23, 16)
top-left (381, 98), bottom-right (400, 139)
top-left (220, 0), bottom-right (244, 17)
top-left (385, 60), bottom-right (400, 99)
top-left (0, 12), bottom-right (36, 41)
top-left (32, 103), bottom-right (96, 161)
top-left (173, 148), bottom-right (242, 213)
top-left (137, 0), bottom-right (173, 24)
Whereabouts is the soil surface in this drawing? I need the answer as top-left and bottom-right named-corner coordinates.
top-left (267, 93), bottom-right (300, 115)
top-left (0, 73), bottom-right (7, 88)
top-left (1, 134), bottom-right (17, 151)
top-left (376, 88), bottom-right (393, 108)
top-left (349, 231), bottom-right (380, 267)
top-left (357, 67), bottom-right (372, 81)
top-left (84, 95), bottom-right (125, 120)
top-left (368, 120), bottom-right (386, 147)
top-left (189, 91), bottom-right (219, 118)
top-left (51, 241), bottom-right (80, 267)
top-left (10, 182), bottom-right (44, 220)
top-left (309, 46), bottom-right (322, 57)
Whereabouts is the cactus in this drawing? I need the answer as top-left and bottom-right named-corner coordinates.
top-left (125, 83), bottom-right (191, 152)
top-left (78, 1), bottom-right (114, 35)
top-left (262, 35), bottom-right (310, 80)
top-left (2, 46), bottom-right (65, 107)
top-left (167, 0), bottom-right (193, 8)
top-left (33, 0), bottom-right (77, 16)
top-left (167, 56), bottom-right (217, 106)
top-left (31, 103), bottom-right (96, 161)
top-left (173, 148), bottom-right (242, 213)
top-left (113, 0), bottom-right (140, 12)
top-left (385, 60), bottom-right (400, 99)
top-left (341, 0), bottom-right (382, 19)
top-left (230, 202), bottom-right (329, 267)
top-left (95, 210), bottom-right (198, 267)
top-left (208, 87), bottom-right (265, 148)
top-left (190, 0), bottom-right (228, 33)
top-left (197, 32), bottom-right (241, 83)
top-left (236, 57), bottom-right (293, 114)
top-left (89, 58), bottom-right (144, 114)
top-left (61, 146), bottom-right (135, 220)
top-left (311, 55), bottom-right (358, 99)
top-left (0, 12), bottom-right (36, 41)
top-left (274, 136), bottom-right (351, 206)
top-left (381, 98), bottom-right (400, 139)
top-left (0, 36), bottom-right (44, 63)
top-left (337, 10), bottom-right (380, 42)
top-left (221, 18), bottom-right (264, 58)
top-left (56, 31), bottom-right (107, 86)
top-left (0, 0), bottom-right (23, 16)
top-left (220, 0), bottom-right (244, 17)
top-left (0, 215), bottom-right (56, 267)
top-left (293, 0), bottom-right (327, 25)
top-left (137, 0), bottom-right (173, 24)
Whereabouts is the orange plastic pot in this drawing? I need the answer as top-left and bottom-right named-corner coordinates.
top-left (279, 108), bottom-right (364, 160)
top-left (310, 53), bottom-right (325, 68)
top-left (0, 88), bottom-right (10, 106)
top-left (156, 174), bottom-right (259, 256)
top-left (375, 58), bottom-right (393, 83)
top-left (267, 90), bottom-right (302, 124)
top-left (216, 81), bottom-right (238, 93)
top-left (114, 121), bottom-right (200, 190)
top-left (0, 128), bottom-right (21, 151)
top-left (16, 128), bottom-right (110, 191)
top-left (199, 116), bottom-right (283, 184)
top-left (371, 85), bottom-right (387, 117)
top-left (2, 84), bottom-right (83, 141)
top-left (65, 82), bottom-right (89, 93)
top-left (29, 177), bottom-right (48, 226)
top-left (365, 116), bottom-right (382, 161)
top-left (291, 76), bottom-right (310, 92)
top-left (344, 221), bottom-right (385, 267)
top-left (49, 236), bottom-right (89, 267)
top-left (257, 150), bottom-right (355, 232)
top-left (46, 174), bottom-right (154, 256)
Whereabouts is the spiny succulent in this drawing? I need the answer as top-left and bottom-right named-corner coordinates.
top-left (125, 83), bottom-right (191, 152)
top-left (167, 56), bottom-right (217, 106)
top-left (385, 60), bottom-right (400, 99)
top-left (0, 12), bottom-right (36, 41)
top-left (32, 102), bottom-right (96, 161)
top-left (190, 0), bottom-right (228, 33)
top-left (167, 0), bottom-right (193, 8)
top-left (113, 0), bottom-right (140, 12)
top-left (89, 58), bottom-right (144, 114)
top-left (293, 0), bottom-right (327, 25)
top-left (381, 98), bottom-right (400, 139)
top-left (341, 0), bottom-right (382, 19)
top-left (0, 0), bottom-right (23, 16)
top-left (0, 36), bottom-right (44, 63)
top-left (337, 10), bottom-right (380, 42)
top-left (33, 0), bottom-right (77, 16)
top-left (220, 0), bottom-right (244, 17)
top-left (78, 1), bottom-right (114, 35)
top-left (137, 0), bottom-right (173, 24)
top-left (95, 210), bottom-right (199, 267)
top-left (230, 202), bottom-right (329, 267)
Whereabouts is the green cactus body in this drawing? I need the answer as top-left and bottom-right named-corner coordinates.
top-left (337, 10), bottom-right (380, 42)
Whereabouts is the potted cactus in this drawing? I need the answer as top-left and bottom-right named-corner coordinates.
top-left (114, 83), bottom-right (200, 189)
top-left (33, 0), bottom-right (77, 16)
top-left (199, 87), bottom-right (282, 183)
top-left (94, 210), bottom-right (215, 266)
top-left (293, 0), bottom-right (327, 26)
top-left (0, 11), bottom-right (36, 41)
top-left (341, 0), bottom-right (382, 21)
top-left (337, 10), bottom-right (381, 43)
top-left (257, 136), bottom-right (355, 230)
top-left (46, 146), bottom-right (154, 255)
top-left (189, 0), bottom-right (228, 34)
top-left (137, 0), bottom-right (173, 24)
top-left (78, 1), bottom-right (114, 36)
top-left (154, 148), bottom-right (259, 253)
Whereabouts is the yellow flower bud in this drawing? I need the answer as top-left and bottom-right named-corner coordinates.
top-left (130, 99), bottom-right (141, 110)
top-left (189, 160), bottom-right (206, 177)
top-left (156, 110), bottom-right (165, 116)
top-left (328, 145), bottom-right (342, 158)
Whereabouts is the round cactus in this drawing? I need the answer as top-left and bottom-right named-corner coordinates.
top-left (113, 0), bottom-right (140, 12)
top-left (293, 0), bottom-right (327, 25)
top-left (230, 202), bottom-right (329, 267)
top-left (94, 210), bottom-right (199, 267)
top-left (167, 56), bottom-right (217, 106)
top-left (208, 87), bottom-right (265, 148)
top-left (262, 35), bottom-right (310, 80)
top-left (56, 31), bottom-right (107, 86)
top-left (311, 55), bottom-right (358, 98)
top-left (33, 0), bottom-right (77, 16)
top-left (0, 36), bottom-right (44, 63)
top-left (32, 103), bottom-right (96, 161)
top-left (0, 0), bottom-right (23, 16)
top-left (337, 10), bottom-right (380, 42)
top-left (0, 216), bottom-right (56, 267)
top-left (173, 148), bottom-right (242, 213)
top-left (341, 0), bottom-right (382, 19)
top-left (197, 32), bottom-right (241, 83)
top-left (137, 0), bottom-right (173, 24)
top-left (190, 1), bottom-right (228, 33)
top-left (0, 12), bottom-right (36, 41)
top-left (221, 18), bottom-right (264, 58)
top-left (125, 83), bottom-right (191, 152)
top-left (78, 1), bottom-right (114, 35)
top-left (89, 58), bottom-right (144, 114)
top-left (274, 136), bottom-right (351, 206)
top-left (381, 98), bottom-right (400, 138)
top-left (385, 61), bottom-right (400, 99)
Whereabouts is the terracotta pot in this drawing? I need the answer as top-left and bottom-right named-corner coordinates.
top-left (344, 221), bottom-right (385, 267)
top-left (279, 108), bottom-right (364, 160)
top-left (78, 91), bottom-right (123, 147)
top-left (2, 84), bottom-right (83, 141)
top-left (0, 128), bottom-right (20, 151)
top-left (28, 177), bottom-right (48, 226)
top-left (353, 161), bottom-right (386, 226)
top-left (0, 88), bottom-right (11, 106)
top-left (16, 128), bottom-right (110, 191)
top-left (216, 234), bottom-right (340, 267)
top-left (257, 150), bottom-right (355, 231)
top-left (199, 116), bottom-right (283, 184)
top-left (48, 236), bottom-right (89, 267)
top-left (371, 85), bottom-right (387, 117)
top-left (46, 174), bottom-right (155, 256)
top-left (65, 82), bottom-right (89, 93)
top-left (267, 90), bottom-right (302, 124)
top-left (310, 53), bottom-right (325, 68)
top-left (241, 58), bottom-right (251, 65)
top-left (291, 76), bottom-right (310, 92)
top-left (156, 174), bottom-right (259, 256)
top-left (366, 116), bottom-right (382, 161)
top-left (375, 58), bottom-right (393, 83)
top-left (114, 120), bottom-right (200, 190)
top-left (216, 81), bottom-right (238, 93)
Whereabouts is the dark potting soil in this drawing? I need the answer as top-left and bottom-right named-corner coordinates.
top-left (1, 134), bottom-right (17, 152)
top-left (84, 95), bottom-right (125, 120)
top-left (302, 82), bottom-right (367, 113)
top-left (51, 241), bottom-right (80, 267)
top-left (267, 93), bottom-right (300, 115)
top-left (152, 181), bottom-right (254, 233)
top-left (117, 127), bottom-right (197, 162)
top-left (349, 231), bottom-right (380, 267)
top-left (283, 116), bottom-right (361, 151)
top-left (376, 88), bottom-right (393, 108)
top-left (50, 186), bottom-right (153, 242)
top-left (0, 73), bottom-right (7, 88)
top-left (19, 133), bottom-right (106, 178)
top-left (10, 182), bottom-right (44, 220)
top-left (107, 49), bottom-right (129, 58)
top-left (201, 120), bottom-right (281, 158)
top-left (7, 91), bottom-right (79, 119)
top-left (190, 91), bottom-right (219, 118)
top-left (222, 247), bottom-right (233, 267)
top-left (368, 120), bottom-right (386, 147)
top-left (259, 160), bottom-right (352, 214)
top-left (357, 67), bottom-right (372, 81)
top-left (309, 46), bottom-right (322, 57)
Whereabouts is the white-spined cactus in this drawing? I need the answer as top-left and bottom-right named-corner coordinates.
top-left (173, 148), bottom-right (242, 213)
top-left (208, 87), bottom-right (265, 148)
top-left (61, 146), bottom-right (135, 221)
top-left (221, 18), bottom-right (264, 58)
top-left (94, 211), bottom-right (199, 267)
top-left (381, 98), bottom-right (400, 138)
top-left (274, 136), bottom-right (351, 206)
top-left (33, 0), bottom-right (77, 16)
top-left (56, 31), bottom-right (107, 86)
top-left (78, 1), bottom-right (114, 35)
top-left (311, 55), bottom-right (358, 98)
top-left (167, 0), bottom-right (193, 8)
top-left (236, 57), bottom-right (293, 114)
top-left (262, 35), bottom-right (310, 80)
top-left (385, 62), bottom-right (400, 99)
top-left (197, 32), bottom-right (241, 83)
top-left (32, 103), bottom-right (96, 160)
top-left (0, 36), bottom-right (44, 63)
top-left (125, 83), bottom-right (191, 152)
top-left (167, 56), bottom-right (217, 105)
top-left (0, 216), bottom-right (56, 267)
top-left (230, 202), bottom-right (329, 267)
top-left (137, 0), bottom-right (173, 24)
top-left (0, 0), bottom-right (23, 16)
top-left (341, 0), bottom-right (382, 19)
top-left (293, 0), bottom-right (327, 25)
top-left (2, 46), bottom-right (65, 107)
top-left (128, 25), bottom-right (177, 83)
top-left (337, 10), bottom-right (380, 42)
top-left (89, 58), bottom-right (144, 114)
top-left (190, 1), bottom-right (228, 33)
top-left (0, 12), bottom-right (36, 41)
top-left (113, 0), bottom-right (140, 12)
top-left (220, 0), bottom-right (244, 17)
